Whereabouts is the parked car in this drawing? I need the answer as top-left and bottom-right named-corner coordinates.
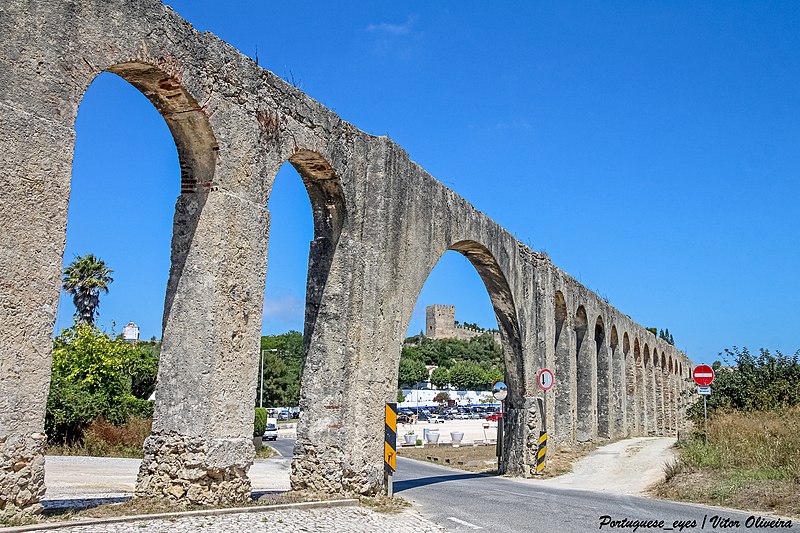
top-left (485, 412), bottom-right (503, 422)
top-left (278, 410), bottom-right (290, 420)
top-left (397, 414), bottom-right (412, 424)
top-left (428, 414), bottom-right (445, 424)
top-left (263, 418), bottom-right (278, 441)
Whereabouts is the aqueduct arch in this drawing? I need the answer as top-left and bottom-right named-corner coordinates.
top-left (0, 0), bottom-right (694, 516)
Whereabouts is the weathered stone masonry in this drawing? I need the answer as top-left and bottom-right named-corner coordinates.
top-left (0, 0), bottom-right (694, 516)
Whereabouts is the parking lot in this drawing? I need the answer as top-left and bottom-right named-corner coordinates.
top-left (396, 418), bottom-right (498, 446)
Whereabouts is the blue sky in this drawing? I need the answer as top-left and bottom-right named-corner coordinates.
top-left (57, 1), bottom-right (800, 362)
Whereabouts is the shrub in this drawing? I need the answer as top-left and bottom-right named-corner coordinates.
top-left (433, 391), bottom-right (451, 403)
top-left (254, 407), bottom-right (267, 437)
top-left (124, 396), bottom-right (155, 419)
top-left (688, 347), bottom-right (800, 421)
top-left (45, 372), bottom-right (105, 445)
top-left (45, 323), bottom-right (159, 444)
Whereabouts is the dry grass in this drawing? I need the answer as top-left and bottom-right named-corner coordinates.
top-left (652, 407), bottom-right (800, 518)
top-left (256, 444), bottom-right (278, 459)
top-left (360, 495), bottom-right (411, 514)
top-left (398, 444), bottom-right (498, 473)
top-left (45, 418), bottom-right (152, 458)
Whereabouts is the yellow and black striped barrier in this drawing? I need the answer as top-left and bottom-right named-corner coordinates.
top-left (385, 402), bottom-right (397, 473)
top-left (535, 430), bottom-right (547, 474)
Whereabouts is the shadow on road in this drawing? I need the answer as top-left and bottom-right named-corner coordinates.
top-left (42, 496), bottom-right (131, 514)
top-left (394, 472), bottom-right (490, 492)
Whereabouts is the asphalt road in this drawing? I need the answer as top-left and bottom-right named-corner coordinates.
top-left (265, 437), bottom-right (297, 458)
top-left (393, 457), bottom-right (790, 532)
top-left (261, 439), bottom-right (791, 532)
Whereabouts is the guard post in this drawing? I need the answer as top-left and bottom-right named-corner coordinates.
top-left (535, 369), bottom-right (554, 475)
top-left (535, 396), bottom-right (547, 474)
top-left (385, 402), bottom-right (397, 496)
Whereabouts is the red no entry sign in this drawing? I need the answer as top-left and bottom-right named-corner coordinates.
top-left (693, 364), bottom-right (715, 386)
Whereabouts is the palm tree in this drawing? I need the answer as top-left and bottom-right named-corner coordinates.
top-left (62, 254), bottom-right (114, 326)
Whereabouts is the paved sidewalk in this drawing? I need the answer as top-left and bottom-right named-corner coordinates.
top-left (35, 507), bottom-right (444, 532)
top-left (36, 456), bottom-right (443, 532)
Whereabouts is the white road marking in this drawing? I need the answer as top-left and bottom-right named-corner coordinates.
top-left (447, 516), bottom-right (483, 529)
top-left (495, 487), bottom-right (539, 498)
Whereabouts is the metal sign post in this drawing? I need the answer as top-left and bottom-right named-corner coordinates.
top-left (492, 381), bottom-right (508, 475)
top-left (535, 369), bottom-right (554, 474)
top-left (693, 365), bottom-right (715, 445)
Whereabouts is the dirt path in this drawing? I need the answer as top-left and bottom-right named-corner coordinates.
top-left (531, 437), bottom-right (677, 495)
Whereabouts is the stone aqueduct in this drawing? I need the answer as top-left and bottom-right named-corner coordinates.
top-left (0, 0), bottom-right (694, 515)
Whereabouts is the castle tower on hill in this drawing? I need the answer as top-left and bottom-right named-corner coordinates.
top-left (425, 304), bottom-right (501, 343)
top-left (426, 304), bottom-right (456, 339)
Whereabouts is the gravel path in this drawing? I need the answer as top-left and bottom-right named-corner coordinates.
top-left (529, 437), bottom-right (677, 494)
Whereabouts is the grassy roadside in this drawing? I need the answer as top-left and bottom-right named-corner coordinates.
top-left (652, 407), bottom-right (800, 518)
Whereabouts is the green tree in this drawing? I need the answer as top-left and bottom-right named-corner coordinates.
top-left (258, 331), bottom-right (305, 407)
top-left (62, 254), bottom-right (113, 326)
top-left (46, 323), bottom-right (156, 444)
top-left (429, 366), bottom-right (450, 389)
top-left (253, 407), bottom-right (267, 437)
top-left (398, 356), bottom-right (428, 387)
top-left (482, 366), bottom-right (504, 388)
top-left (659, 328), bottom-right (675, 346)
top-left (448, 362), bottom-right (486, 390)
top-left (124, 341), bottom-right (160, 399)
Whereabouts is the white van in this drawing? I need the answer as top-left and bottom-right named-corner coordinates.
top-left (263, 417), bottom-right (278, 441)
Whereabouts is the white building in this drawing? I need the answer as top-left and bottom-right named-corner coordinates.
top-left (122, 322), bottom-right (140, 341)
top-left (399, 388), bottom-right (498, 408)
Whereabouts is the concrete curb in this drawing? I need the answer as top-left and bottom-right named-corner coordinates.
top-left (0, 499), bottom-right (360, 532)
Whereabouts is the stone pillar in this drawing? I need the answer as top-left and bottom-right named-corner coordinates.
top-left (664, 371), bottom-right (673, 436)
top-left (135, 128), bottom-right (270, 504)
top-left (0, 29), bottom-right (79, 516)
top-left (638, 361), bottom-right (648, 435)
top-left (554, 324), bottom-right (575, 443)
top-left (624, 352), bottom-right (638, 435)
top-left (575, 338), bottom-right (597, 442)
top-left (654, 365), bottom-right (664, 436)
top-left (673, 373), bottom-right (680, 434)
top-left (611, 348), bottom-right (626, 438)
top-left (502, 397), bottom-right (542, 476)
top-left (596, 340), bottom-right (612, 439)
top-left (0, 149), bottom-right (59, 516)
top-left (647, 366), bottom-right (658, 435)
